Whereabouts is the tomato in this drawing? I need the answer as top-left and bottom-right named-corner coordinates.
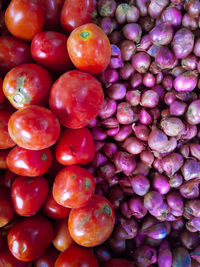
top-left (67, 23), bottom-right (111, 75)
top-left (0, 77), bottom-right (5, 104)
top-left (0, 149), bottom-right (10, 169)
top-left (0, 111), bottom-right (16, 149)
top-left (53, 218), bottom-right (74, 252)
top-left (53, 166), bottom-right (95, 209)
top-left (0, 11), bottom-right (9, 36)
top-left (0, 246), bottom-right (28, 267)
top-left (11, 176), bottom-right (49, 216)
top-left (42, 0), bottom-right (64, 30)
top-left (56, 127), bottom-right (95, 166)
top-left (49, 70), bottom-right (104, 128)
top-left (0, 186), bottom-right (14, 227)
top-left (102, 259), bottom-right (134, 267)
top-left (31, 31), bottom-right (72, 73)
top-left (5, 0), bottom-right (45, 41)
top-left (8, 105), bottom-right (60, 150)
top-left (7, 215), bottom-right (54, 262)
top-left (7, 146), bottom-right (52, 177)
top-left (43, 190), bottom-right (71, 219)
top-left (3, 64), bottom-right (52, 109)
top-left (0, 36), bottom-right (32, 76)
top-left (68, 194), bottom-right (115, 247)
top-left (33, 245), bottom-right (60, 267)
top-left (54, 246), bottom-right (99, 267)
top-left (2, 170), bottom-right (17, 188)
top-left (61, 0), bottom-right (94, 33)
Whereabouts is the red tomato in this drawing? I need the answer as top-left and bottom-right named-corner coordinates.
top-left (49, 70), bottom-right (104, 128)
top-left (0, 36), bottom-right (32, 75)
top-left (0, 149), bottom-right (10, 169)
top-left (11, 176), bottom-right (49, 216)
top-left (42, 0), bottom-right (65, 30)
top-left (31, 31), bottom-right (72, 73)
top-left (0, 76), bottom-right (5, 104)
top-left (53, 166), bottom-right (95, 209)
top-left (7, 146), bottom-right (53, 177)
top-left (0, 186), bottom-right (14, 227)
top-left (61, 0), bottom-right (94, 33)
top-left (68, 194), bottom-right (115, 247)
top-left (5, 0), bottom-right (45, 41)
top-left (8, 105), bottom-right (60, 150)
top-left (67, 23), bottom-right (111, 75)
top-left (0, 11), bottom-right (9, 36)
top-left (53, 218), bottom-right (74, 252)
top-left (3, 64), bottom-right (52, 109)
top-left (54, 246), bottom-right (99, 267)
top-left (7, 215), bottom-right (54, 262)
top-left (43, 190), bottom-right (71, 219)
top-left (2, 170), bottom-right (17, 188)
top-left (102, 258), bottom-right (134, 267)
top-left (0, 246), bottom-right (28, 267)
top-left (56, 127), bottom-right (95, 166)
top-left (0, 111), bottom-right (16, 149)
top-left (33, 245), bottom-right (60, 267)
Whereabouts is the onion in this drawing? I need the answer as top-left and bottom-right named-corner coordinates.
top-left (142, 222), bottom-right (171, 240)
top-left (133, 124), bottom-right (150, 141)
top-left (122, 136), bottom-right (145, 155)
top-left (155, 46), bottom-right (176, 70)
top-left (107, 83), bottom-right (126, 100)
top-left (184, 0), bottom-right (200, 18)
top-left (115, 3), bottom-right (131, 24)
top-left (166, 191), bottom-right (184, 212)
top-left (172, 247), bottom-right (191, 267)
top-left (148, 0), bottom-right (169, 19)
top-left (186, 100), bottom-right (200, 125)
top-left (169, 100), bottom-right (187, 116)
top-left (148, 127), bottom-right (168, 153)
top-left (172, 28), bottom-right (194, 59)
top-left (123, 23), bottom-right (142, 43)
top-left (140, 150), bottom-right (154, 167)
top-left (180, 230), bottom-right (200, 250)
top-left (94, 246), bottom-right (112, 263)
top-left (171, 218), bottom-right (184, 231)
top-left (191, 246), bottom-right (200, 264)
top-left (132, 52), bottom-right (151, 74)
top-left (130, 72), bottom-right (143, 88)
top-left (130, 175), bottom-right (150, 196)
top-left (137, 34), bottom-right (152, 52)
top-left (113, 151), bottom-right (136, 176)
top-left (128, 196), bottom-right (147, 218)
top-left (181, 159), bottom-right (200, 181)
top-left (158, 249), bottom-right (172, 267)
top-left (99, 17), bottom-right (115, 35)
top-left (135, 0), bottom-right (149, 16)
top-left (162, 75), bottom-right (173, 91)
top-left (126, 90), bottom-right (141, 106)
top-left (153, 173), bottom-right (170, 195)
top-left (180, 179), bottom-right (200, 199)
top-left (126, 5), bottom-right (140, 23)
top-left (119, 63), bottom-right (134, 80)
top-left (144, 191), bottom-right (163, 211)
top-left (140, 90), bottom-right (159, 108)
top-left (161, 6), bottom-right (182, 28)
top-left (190, 143), bottom-right (200, 160)
top-left (143, 72), bottom-right (155, 87)
top-left (97, 0), bottom-right (117, 17)
top-left (173, 70), bottom-right (198, 92)
top-left (134, 246), bottom-right (157, 267)
top-left (182, 13), bottom-right (198, 30)
top-left (120, 40), bottom-right (136, 61)
top-left (149, 23), bottom-right (173, 45)
top-left (169, 174), bottom-right (183, 188)
top-left (161, 153), bottom-right (184, 177)
top-left (139, 108), bottom-right (152, 125)
top-left (99, 98), bottom-right (117, 119)
top-left (161, 117), bottom-right (185, 137)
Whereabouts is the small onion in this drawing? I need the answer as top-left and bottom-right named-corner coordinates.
top-left (135, 0), bottom-right (149, 16)
top-left (144, 191), bottom-right (163, 211)
top-left (158, 249), bottom-right (172, 267)
top-left (180, 230), bottom-right (200, 250)
top-left (162, 75), bottom-right (173, 91)
top-left (173, 70), bottom-right (198, 92)
top-left (130, 175), bottom-right (150, 196)
top-left (149, 23), bottom-right (173, 45)
top-left (179, 179), bottom-right (200, 199)
top-left (122, 136), bottom-right (144, 155)
top-left (99, 17), bottom-right (115, 35)
top-left (134, 246), bottom-right (157, 267)
top-left (172, 247), bottom-right (191, 267)
top-left (155, 46), bottom-right (176, 70)
top-left (132, 52), bottom-right (151, 74)
top-left (148, 0), bottom-right (169, 18)
top-left (137, 34), bottom-right (152, 52)
top-left (123, 23), bottom-right (142, 43)
top-left (171, 218), bottom-right (184, 231)
top-left (140, 90), bottom-right (159, 108)
top-left (139, 108), bottom-right (152, 125)
top-left (97, 0), bottom-right (117, 17)
top-left (130, 73), bottom-right (143, 88)
top-left (161, 117), bottom-right (185, 137)
top-left (115, 3), bottom-right (131, 24)
top-left (120, 40), bottom-right (136, 61)
top-left (182, 13), bottom-right (198, 30)
top-left (119, 63), bottom-right (134, 80)
top-left (169, 100), bottom-right (187, 116)
top-left (126, 90), bottom-right (141, 106)
top-left (143, 72), bottom-right (156, 88)
top-left (99, 98), bottom-right (117, 119)
top-left (186, 100), bottom-right (200, 125)
top-left (128, 196), bottom-right (147, 219)
top-left (190, 143), bottom-right (200, 160)
top-left (140, 150), bottom-right (154, 167)
top-left (133, 124), bottom-right (150, 141)
top-left (113, 151), bottom-right (136, 176)
top-left (169, 174), bottom-right (183, 188)
top-left (181, 159), bottom-right (200, 181)
top-left (161, 153), bottom-right (183, 177)
top-left (153, 173), bottom-right (170, 195)
top-left (161, 6), bottom-right (182, 28)
top-left (148, 127), bottom-right (168, 153)
top-left (116, 102), bottom-right (135, 125)
top-left (107, 83), bottom-right (126, 100)
top-left (166, 191), bottom-right (184, 212)
top-left (181, 54), bottom-right (197, 71)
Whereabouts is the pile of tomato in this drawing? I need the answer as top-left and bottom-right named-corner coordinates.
top-left (0, 0), bottom-right (123, 266)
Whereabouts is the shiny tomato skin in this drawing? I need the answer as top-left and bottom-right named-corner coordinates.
top-left (0, 149), bottom-right (10, 169)
top-left (61, 0), bottom-right (94, 33)
top-left (49, 70), bottom-right (104, 128)
top-left (33, 245), bottom-right (60, 267)
top-left (102, 258), bottom-right (134, 267)
top-left (0, 198), bottom-right (14, 227)
top-left (11, 176), bottom-right (49, 216)
top-left (2, 170), bottom-right (17, 188)
top-left (31, 31), bottom-right (72, 73)
top-left (55, 246), bottom-right (99, 267)
top-left (0, 246), bottom-right (28, 267)
top-left (67, 23), bottom-right (111, 75)
top-left (5, 0), bottom-right (45, 41)
top-left (8, 105), bottom-right (60, 150)
top-left (7, 215), bottom-right (54, 262)
top-left (7, 146), bottom-right (53, 177)
top-left (0, 76), bottom-right (5, 104)
top-left (53, 166), bottom-right (95, 209)
top-left (53, 218), bottom-right (74, 252)
top-left (56, 127), bottom-right (95, 166)
top-left (0, 111), bottom-right (16, 149)
top-left (42, 0), bottom-right (65, 30)
top-left (43, 190), bottom-right (71, 219)
top-left (3, 63), bottom-right (52, 109)
top-left (68, 194), bottom-right (115, 247)
top-left (0, 36), bottom-right (32, 75)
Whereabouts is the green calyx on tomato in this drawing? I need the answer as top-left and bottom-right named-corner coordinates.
top-left (11, 76), bottom-right (31, 106)
top-left (80, 31), bottom-right (91, 40)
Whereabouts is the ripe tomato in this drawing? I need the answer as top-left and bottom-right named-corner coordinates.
top-left (68, 194), bottom-right (115, 247)
top-left (0, 36), bottom-right (32, 75)
top-left (0, 246), bottom-right (28, 267)
top-left (53, 218), bottom-right (74, 252)
top-left (0, 111), bottom-right (16, 149)
top-left (67, 23), bottom-right (111, 75)
top-left (33, 245), bottom-right (60, 267)
top-left (11, 176), bottom-right (49, 216)
top-left (54, 246), bottom-right (99, 267)
top-left (0, 149), bottom-right (10, 169)
top-left (43, 190), bottom-right (71, 219)
top-left (0, 76), bottom-right (5, 104)
top-left (7, 146), bottom-right (52, 177)
top-left (2, 170), bottom-right (17, 188)
top-left (8, 105), bottom-right (60, 150)
top-left (42, 0), bottom-right (65, 30)
top-left (102, 258), bottom-right (134, 267)
top-left (7, 215), bottom-right (54, 262)
top-left (61, 0), bottom-right (94, 33)
top-left (56, 127), bottom-right (95, 166)
top-left (49, 70), bottom-right (104, 128)
top-left (3, 64), bottom-right (52, 109)
top-left (0, 187), bottom-right (14, 227)
top-left (53, 166), bottom-right (95, 209)
top-left (5, 0), bottom-right (45, 41)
